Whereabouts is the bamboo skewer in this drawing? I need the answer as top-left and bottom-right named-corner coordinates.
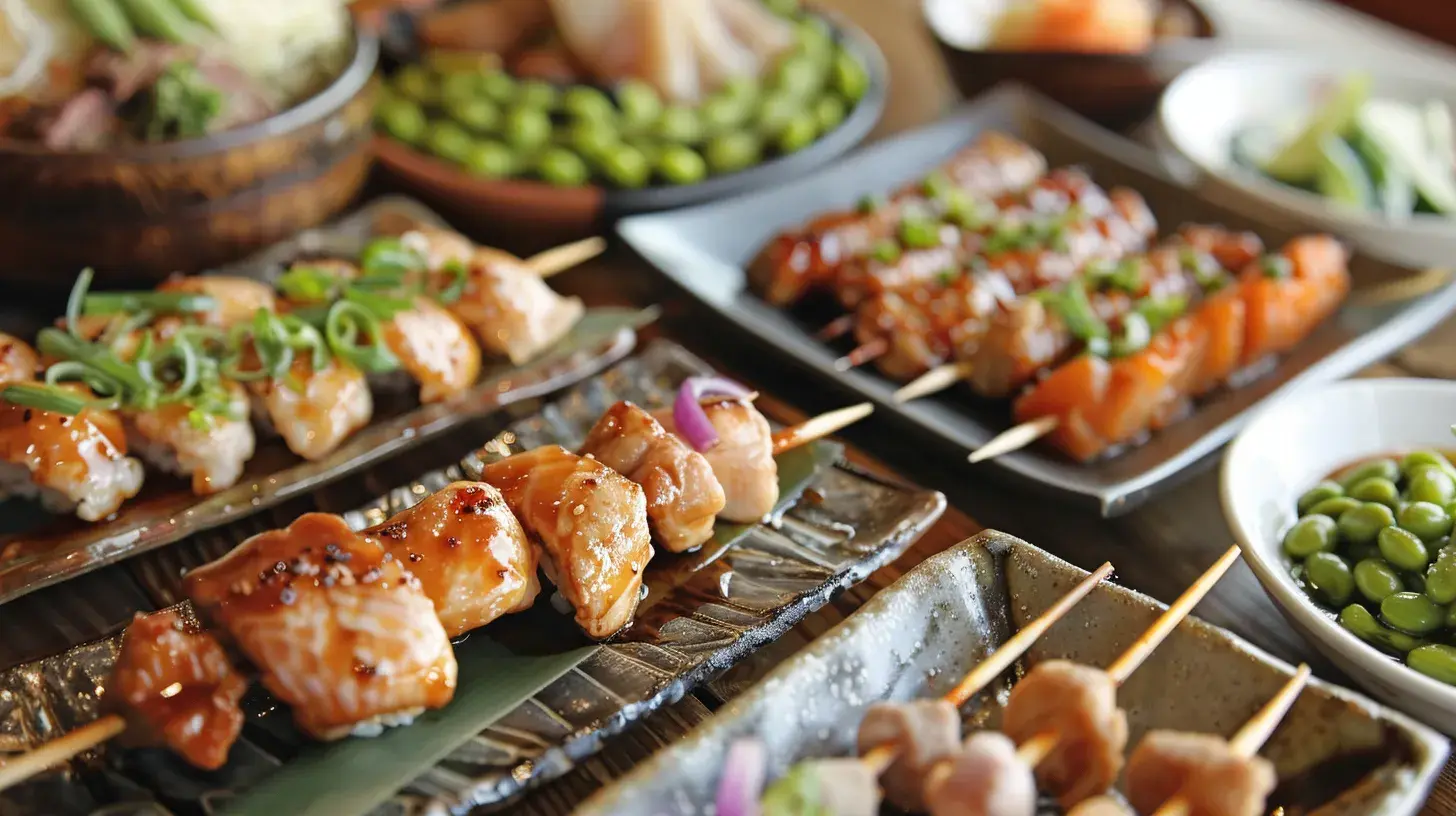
top-left (817, 314), bottom-right (856, 341)
top-left (1150, 664), bottom-right (1312, 816)
top-left (524, 236), bottom-right (608, 279)
top-left (894, 361), bottom-right (975, 403)
top-left (0, 714), bottom-right (125, 793)
top-left (834, 339), bottom-right (887, 371)
top-left (770, 403), bottom-right (874, 455)
top-left (968, 416), bottom-right (1058, 463)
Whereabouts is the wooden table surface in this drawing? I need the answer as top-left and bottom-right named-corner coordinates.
top-left (497, 1), bottom-right (1456, 813)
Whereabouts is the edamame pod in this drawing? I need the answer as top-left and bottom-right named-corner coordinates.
top-left (67, 0), bottom-right (136, 52)
top-left (118, 0), bottom-right (193, 43)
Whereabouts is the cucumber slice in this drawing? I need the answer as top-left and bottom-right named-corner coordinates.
top-left (1349, 128), bottom-right (1416, 218)
top-left (1262, 73), bottom-right (1372, 184)
top-left (1425, 100), bottom-right (1455, 173)
top-left (1315, 135), bottom-right (1376, 211)
top-left (1358, 98), bottom-right (1456, 214)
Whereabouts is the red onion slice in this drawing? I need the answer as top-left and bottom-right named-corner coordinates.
top-left (673, 376), bottom-right (751, 452)
top-left (716, 738), bottom-right (767, 816)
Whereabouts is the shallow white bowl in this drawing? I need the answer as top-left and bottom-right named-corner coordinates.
top-left (1223, 378), bottom-right (1456, 733)
top-left (1159, 51), bottom-right (1456, 269)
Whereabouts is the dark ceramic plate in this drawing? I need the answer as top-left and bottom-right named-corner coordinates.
top-left (371, 8), bottom-right (887, 249)
top-left (617, 85), bottom-right (1456, 516)
top-left (0, 196), bottom-right (651, 606)
top-left (0, 340), bottom-right (946, 815)
top-left (579, 530), bottom-right (1448, 815)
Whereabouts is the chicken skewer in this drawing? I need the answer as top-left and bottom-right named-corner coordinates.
top-left (967, 235), bottom-right (1349, 464)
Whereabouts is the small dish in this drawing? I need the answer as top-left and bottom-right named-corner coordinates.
top-left (927, 0), bottom-right (1220, 129)
top-left (1223, 377), bottom-right (1456, 733)
top-left (579, 529), bottom-right (1448, 814)
top-left (1159, 51), bottom-right (1456, 269)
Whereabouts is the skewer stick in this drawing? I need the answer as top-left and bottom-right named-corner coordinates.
top-left (524, 236), bottom-right (608, 279)
top-left (834, 339), bottom-right (887, 371)
top-left (967, 416), bottom-right (1058, 463)
top-left (817, 315), bottom-right (856, 341)
top-left (859, 562), bottom-right (1115, 778)
top-left (1351, 268), bottom-right (1451, 306)
top-left (0, 714), bottom-right (125, 793)
top-left (894, 361), bottom-right (974, 403)
top-left (770, 403), bottom-right (874, 455)
top-left (1105, 545), bottom-right (1240, 684)
top-left (1150, 664), bottom-right (1311, 816)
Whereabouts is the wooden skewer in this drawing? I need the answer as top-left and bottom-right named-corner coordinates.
top-left (967, 416), bottom-right (1058, 463)
top-left (1150, 664), bottom-right (1311, 816)
top-left (770, 403), bottom-right (874, 455)
top-left (817, 314), bottom-right (856, 341)
top-left (1350, 267), bottom-right (1451, 306)
top-left (0, 714), bottom-right (125, 793)
top-left (834, 339), bottom-right (887, 371)
top-left (894, 361), bottom-right (974, 403)
top-left (860, 562), bottom-right (1115, 777)
top-left (524, 236), bottom-right (608, 279)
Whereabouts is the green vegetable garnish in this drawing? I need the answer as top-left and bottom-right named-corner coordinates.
top-left (360, 237), bottom-right (427, 279)
top-left (921, 171), bottom-right (952, 201)
top-left (325, 301), bottom-right (401, 374)
top-left (143, 61), bottom-right (222, 142)
top-left (1261, 255), bottom-right (1293, 279)
top-left (870, 238), bottom-right (901, 264)
top-left (1109, 312), bottom-right (1152, 357)
top-left (82, 291), bottom-right (217, 316)
top-left (1, 383), bottom-right (103, 415)
top-left (855, 194), bottom-right (883, 215)
top-left (898, 218), bottom-right (940, 250)
top-left (1043, 280), bottom-right (1110, 345)
top-left (1132, 294), bottom-right (1189, 333)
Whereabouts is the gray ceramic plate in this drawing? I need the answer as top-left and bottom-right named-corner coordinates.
top-left (617, 85), bottom-right (1456, 516)
top-left (0, 196), bottom-right (650, 606)
top-left (0, 339), bottom-right (946, 815)
top-left (580, 530), bottom-right (1450, 815)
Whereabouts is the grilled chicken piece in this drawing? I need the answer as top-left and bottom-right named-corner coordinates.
top-left (0, 332), bottom-right (39, 384)
top-left (652, 397), bottom-right (777, 523)
top-left (579, 401), bottom-right (726, 552)
top-left (445, 253), bottom-right (585, 365)
top-left (1001, 660), bottom-right (1128, 808)
top-left (1125, 731), bottom-right (1276, 816)
top-left (857, 700), bottom-right (962, 812)
top-left (368, 481), bottom-right (541, 637)
top-left (0, 391), bottom-right (144, 521)
top-left (924, 731), bottom-right (1037, 816)
top-left (248, 357), bottom-right (373, 461)
top-left (1066, 796), bottom-right (1133, 816)
top-left (478, 446), bottom-right (652, 639)
top-left (105, 609), bottom-right (247, 770)
top-left (155, 275), bottom-right (278, 329)
top-left (127, 380), bottom-right (256, 495)
top-left (184, 513), bottom-right (458, 740)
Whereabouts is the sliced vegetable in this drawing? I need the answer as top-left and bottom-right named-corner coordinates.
top-left (673, 376), bottom-right (753, 452)
top-left (1262, 73), bottom-right (1371, 183)
top-left (1358, 98), bottom-right (1456, 214)
top-left (1348, 126), bottom-right (1416, 218)
top-left (716, 739), bottom-right (768, 816)
top-left (1314, 135), bottom-right (1376, 211)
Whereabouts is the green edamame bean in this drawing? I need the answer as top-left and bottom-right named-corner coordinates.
top-left (1354, 558), bottom-right (1404, 603)
top-left (375, 97), bottom-right (427, 145)
top-left (1382, 591), bottom-right (1446, 635)
top-left (815, 95), bottom-right (848, 133)
top-left (705, 132), bottom-right (762, 175)
top-left (1379, 526), bottom-right (1430, 571)
top-left (67, 0), bottom-right (137, 52)
top-left (1410, 468), bottom-right (1456, 506)
top-left (833, 48), bottom-right (870, 102)
top-left (722, 76), bottom-right (760, 104)
top-left (700, 94), bottom-right (752, 132)
top-left (1306, 496), bottom-right (1360, 519)
top-left (562, 86), bottom-right (616, 123)
top-left (1408, 644), bottom-right (1456, 685)
top-left (774, 54), bottom-right (825, 98)
top-left (1297, 480), bottom-right (1344, 513)
top-left (1339, 458), bottom-right (1400, 490)
top-left (479, 70), bottom-right (515, 104)
top-left (777, 113), bottom-right (819, 154)
top-left (1400, 501), bottom-right (1453, 542)
top-left (600, 144), bottom-right (651, 188)
top-left (628, 140), bottom-right (662, 166)
top-left (1284, 514), bottom-right (1337, 558)
top-left (463, 140), bottom-right (514, 178)
top-left (655, 145), bottom-right (707, 185)
top-left (617, 80), bottom-right (662, 132)
top-left (504, 106), bottom-right (552, 151)
top-left (1341, 604), bottom-right (1428, 654)
top-left (1402, 450), bottom-right (1455, 478)
top-left (516, 80), bottom-right (559, 110)
top-left (446, 97), bottom-right (501, 134)
top-left (655, 105), bottom-right (704, 144)
top-left (1349, 477), bottom-right (1401, 509)
top-left (1429, 546), bottom-right (1456, 604)
top-left (1338, 502), bottom-right (1396, 545)
top-left (765, 0), bottom-right (799, 17)
top-left (118, 0), bottom-right (192, 43)
top-left (393, 65), bottom-right (438, 106)
top-left (440, 71), bottom-right (478, 106)
top-left (757, 90), bottom-right (799, 138)
top-left (424, 121), bottom-right (473, 164)
top-left (566, 120), bottom-right (618, 160)
top-left (536, 147), bottom-right (590, 187)
top-left (1304, 552), bottom-right (1354, 606)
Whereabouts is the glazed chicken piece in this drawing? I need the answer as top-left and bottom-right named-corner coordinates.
top-left (0, 388), bottom-right (145, 521)
top-left (248, 356), bottom-right (373, 462)
top-left (1001, 660), bottom-right (1128, 808)
top-left (1066, 796), bottom-right (1133, 816)
top-left (104, 609), bottom-right (248, 770)
top-left (1125, 730), bottom-right (1277, 816)
top-left (579, 401), bottom-right (726, 553)
top-left (924, 731), bottom-right (1037, 816)
top-left (126, 380), bottom-right (256, 495)
top-left (0, 332), bottom-right (39, 384)
top-left (856, 699), bottom-right (962, 812)
top-left (184, 513), bottom-right (458, 740)
top-left (478, 445), bottom-right (653, 639)
top-left (367, 481), bottom-right (541, 637)
top-left (652, 396), bottom-right (777, 523)
top-left (155, 275), bottom-right (278, 329)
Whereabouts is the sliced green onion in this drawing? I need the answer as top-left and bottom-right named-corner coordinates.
top-left (921, 171), bottom-right (952, 201)
top-left (276, 265), bottom-right (342, 303)
top-left (2, 383), bottom-right (92, 415)
top-left (1133, 294), bottom-right (1189, 333)
top-left (44, 360), bottom-right (124, 400)
top-left (82, 292), bottom-right (217, 316)
top-left (943, 190), bottom-right (989, 230)
top-left (102, 310), bottom-right (156, 350)
top-left (325, 300), bottom-right (400, 374)
top-left (1261, 255), bottom-right (1293, 279)
top-left (983, 223), bottom-right (1030, 255)
top-left (435, 259), bottom-right (469, 304)
top-left (344, 286), bottom-right (415, 320)
top-left (65, 268), bottom-right (94, 338)
top-left (898, 218), bottom-right (941, 250)
top-left (855, 194), bottom-right (883, 215)
top-left (36, 328), bottom-right (152, 397)
top-left (1109, 312), bottom-right (1152, 357)
top-left (1085, 335), bottom-right (1111, 358)
top-left (870, 239), bottom-right (902, 264)
top-left (936, 268), bottom-right (959, 286)
top-left (1086, 257), bottom-right (1142, 293)
top-left (1046, 280), bottom-right (1110, 343)
top-left (360, 237), bottom-right (426, 278)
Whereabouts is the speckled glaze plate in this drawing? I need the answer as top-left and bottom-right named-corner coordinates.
top-left (0, 196), bottom-right (651, 606)
top-left (617, 85), bottom-right (1456, 516)
top-left (580, 530), bottom-right (1450, 815)
top-left (0, 340), bottom-right (946, 815)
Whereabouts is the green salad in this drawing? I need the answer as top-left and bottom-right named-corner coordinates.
top-left (373, 10), bottom-right (869, 190)
top-left (1235, 72), bottom-right (1456, 219)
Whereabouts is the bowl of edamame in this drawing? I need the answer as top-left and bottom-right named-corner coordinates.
top-left (369, 5), bottom-right (885, 246)
top-left (1223, 377), bottom-right (1456, 733)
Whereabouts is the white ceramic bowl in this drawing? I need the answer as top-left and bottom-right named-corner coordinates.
top-left (1159, 51), bottom-right (1456, 269)
top-left (1223, 378), bottom-right (1456, 733)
